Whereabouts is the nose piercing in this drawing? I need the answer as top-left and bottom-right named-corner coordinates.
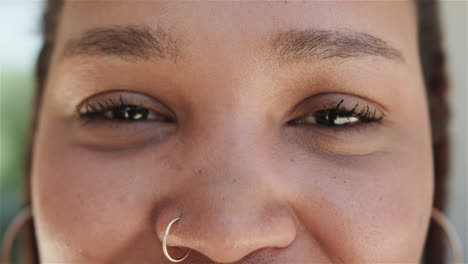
top-left (163, 216), bottom-right (191, 262)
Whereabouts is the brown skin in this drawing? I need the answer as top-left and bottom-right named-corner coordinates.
top-left (31, 1), bottom-right (434, 263)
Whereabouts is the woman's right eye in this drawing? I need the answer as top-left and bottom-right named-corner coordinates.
top-left (74, 93), bottom-right (177, 149)
top-left (81, 103), bottom-right (171, 122)
top-left (78, 95), bottom-right (174, 125)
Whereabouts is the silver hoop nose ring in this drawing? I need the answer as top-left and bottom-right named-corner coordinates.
top-left (163, 217), bottom-right (191, 262)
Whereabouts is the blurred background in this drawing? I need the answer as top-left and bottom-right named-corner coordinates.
top-left (1, 1), bottom-right (43, 262)
top-left (0, 0), bottom-right (466, 263)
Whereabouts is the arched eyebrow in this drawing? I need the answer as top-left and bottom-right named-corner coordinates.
top-left (61, 24), bottom-right (405, 65)
top-left (61, 24), bottom-right (182, 62)
top-left (270, 29), bottom-right (406, 65)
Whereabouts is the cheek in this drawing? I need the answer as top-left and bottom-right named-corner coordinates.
top-left (286, 138), bottom-right (433, 262)
top-left (283, 78), bottom-right (434, 262)
top-left (31, 127), bottom-right (173, 260)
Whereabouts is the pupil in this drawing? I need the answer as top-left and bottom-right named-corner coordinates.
top-left (112, 106), bottom-right (148, 120)
top-left (314, 109), bottom-right (352, 127)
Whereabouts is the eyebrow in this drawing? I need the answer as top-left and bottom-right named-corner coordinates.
top-left (61, 24), bottom-right (405, 66)
top-left (270, 29), bottom-right (406, 65)
top-left (61, 24), bottom-right (182, 62)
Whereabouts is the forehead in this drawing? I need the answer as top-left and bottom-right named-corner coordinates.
top-left (56, 1), bottom-right (418, 65)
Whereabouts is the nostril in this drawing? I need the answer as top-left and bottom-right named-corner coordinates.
top-left (155, 206), bottom-right (297, 263)
top-left (154, 195), bottom-right (297, 263)
top-left (182, 220), bottom-right (297, 264)
top-left (163, 246), bottom-right (193, 263)
top-left (194, 246), bottom-right (290, 264)
top-left (163, 217), bottom-right (192, 262)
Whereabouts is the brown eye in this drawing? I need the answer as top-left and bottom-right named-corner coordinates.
top-left (288, 99), bottom-right (383, 128)
top-left (99, 104), bottom-right (169, 122)
top-left (299, 109), bottom-right (361, 127)
top-left (78, 94), bottom-right (174, 124)
top-left (74, 92), bottom-right (177, 150)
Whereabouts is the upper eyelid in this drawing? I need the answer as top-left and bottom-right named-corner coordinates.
top-left (288, 92), bottom-right (389, 117)
top-left (78, 99), bottom-right (138, 117)
top-left (76, 90), bottom-right (177, 118)
top-left (80, 96), bottom-right (135, 113)
top-left (288, 97), bottom-right (385, 122)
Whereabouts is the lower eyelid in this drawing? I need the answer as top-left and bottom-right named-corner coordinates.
top-left (321, 122), bottom-right (383, 141)
top-left (72, 119), bottom-right (177, 150)
top-left (282, 121), bottom-right (387, 157)
top-left (288, 118), bottom-right (382, 137)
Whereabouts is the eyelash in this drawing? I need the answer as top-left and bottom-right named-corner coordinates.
top-left (79, 96), bottom-right (383, 128)
top-left (287, 99), bottom-right (384, 128)
top-left (78, 95), bottom-right (172, 125)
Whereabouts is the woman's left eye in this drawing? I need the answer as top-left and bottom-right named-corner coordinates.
top-left (287, 100), bottom-right (383, 128)
top-left (300, 109), bottom-right (361, 127)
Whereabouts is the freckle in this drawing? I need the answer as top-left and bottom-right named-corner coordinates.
top-left (343, 180), bottom-right (347, 184)
top-left (289, 158), bottom-right (295, 162)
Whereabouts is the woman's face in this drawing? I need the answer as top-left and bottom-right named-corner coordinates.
top-left (31, 1), bottom-right (434, 263)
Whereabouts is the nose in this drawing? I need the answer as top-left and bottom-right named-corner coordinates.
top-left (154, 130), bottom-right (298, 263)
top-left (156, 197), bottom-right (297, 263)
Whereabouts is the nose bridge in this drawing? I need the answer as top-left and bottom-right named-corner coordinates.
top-left (184, 97), bottom-right (270, 168)
top-left (187, 105), bottom-right (279, 200)
top-left (155, 109), bottom-right (297, 263)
